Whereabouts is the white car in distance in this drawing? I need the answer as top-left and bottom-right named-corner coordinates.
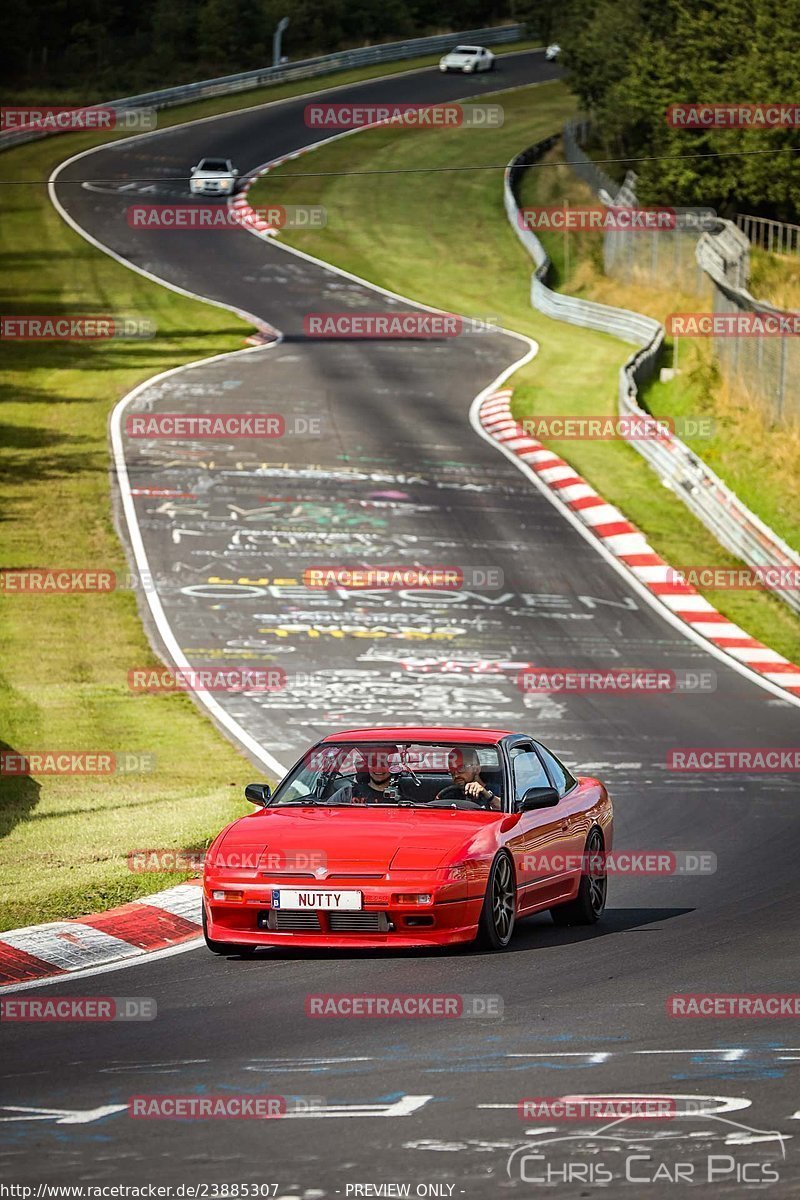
top-left (189, 158), bottom-right (239, 196)
top-left (439, 45), bottom-right (495, 73)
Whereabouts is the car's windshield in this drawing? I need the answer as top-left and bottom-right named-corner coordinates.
top-left (453, 46), bottom-right (478, 54)
top-left (271, 741), bottom-right (504, 808)
top-left (198, 159), bottom-right (229, 172)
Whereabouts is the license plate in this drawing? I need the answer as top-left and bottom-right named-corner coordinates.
top-left (271, 889), bottom-right (362, 911)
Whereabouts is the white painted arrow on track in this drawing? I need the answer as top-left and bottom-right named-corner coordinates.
top-left (0, 1095), bottom-right (432, 1124)
top-left (283, 1095), bottom-right (433, 1119)
top-left (0, 1105), bottom-right (127, 1124)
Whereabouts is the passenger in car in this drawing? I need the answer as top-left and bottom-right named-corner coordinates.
top-left (352, 745), bottom-right (401, 803)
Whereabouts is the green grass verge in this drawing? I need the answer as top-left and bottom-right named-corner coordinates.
top-left (0, 138), bottom-right (261, 932)
top-left (749, 246), bottom-right (800, 310)
top-left (248, 80), bottom-right (800, 664)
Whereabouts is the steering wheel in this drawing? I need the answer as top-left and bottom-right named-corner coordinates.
top-left (321, 780), bottom-right (354, 804)
top-left (428, 784), bottom-right (484, 810)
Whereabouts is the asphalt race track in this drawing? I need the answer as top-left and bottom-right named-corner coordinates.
top-left (2, 50), bottom-right (799, 1197)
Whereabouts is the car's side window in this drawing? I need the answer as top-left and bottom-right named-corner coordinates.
top-left (537, 745), bottom-right (578, 796)
top-left (510, 745), bottom-right (550, 806)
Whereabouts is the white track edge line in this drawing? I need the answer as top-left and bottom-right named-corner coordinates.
top-left (470, 397), bottom-right (800, 708)
top-left (0, 938), bottom-right (204, 994)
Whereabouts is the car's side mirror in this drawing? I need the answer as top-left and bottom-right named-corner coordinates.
top-left (245, 782), bottom-right (271, 807)
top-left (519, 785), bottom-right (559, 811)
top-left (232, 168), bottom-right (239, 176)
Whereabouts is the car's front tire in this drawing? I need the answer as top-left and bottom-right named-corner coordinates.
top-left (476, 852), bottom-right (516, 949)
top-left (550, 827), bottom-right (607, 926)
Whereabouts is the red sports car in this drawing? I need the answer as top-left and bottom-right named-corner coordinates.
top-left (202, 727), bottom-right (613, 953)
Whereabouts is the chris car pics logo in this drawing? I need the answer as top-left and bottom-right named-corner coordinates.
top-left (506, 1098), bottom-right (787, 1186)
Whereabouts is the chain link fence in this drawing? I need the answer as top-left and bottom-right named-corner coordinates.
top-left (566, 120), bottom-right (798, 424)
top-left (505, 137), bottom-right (800, 614)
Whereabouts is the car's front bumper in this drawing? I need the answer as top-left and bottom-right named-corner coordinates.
top-left (190, 182), bottom-right (234, 195)
top-left (204, 876), bottom-right (482, 949)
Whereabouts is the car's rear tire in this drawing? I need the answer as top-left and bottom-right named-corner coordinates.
top-left (550, 827), bottom-right (607, 926)
top-left (202, 901), bottom-right (256, 956)
top-left (476, 852), bottom-right (516, 949)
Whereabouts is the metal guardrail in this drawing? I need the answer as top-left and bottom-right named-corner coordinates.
top-left (504, 136), bottom-right (800, 615)
top-left (0, 24), bottom-right (526, 153)
top-left (506, 141), bottom-right (662, 348)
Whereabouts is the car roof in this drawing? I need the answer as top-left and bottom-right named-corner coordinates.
top-left (453, 45), bottom-right (481, 51)
top-left (319, 726), bottom-right (515, 745)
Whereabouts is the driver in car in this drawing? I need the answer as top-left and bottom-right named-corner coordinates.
top-left (437, 748), bottom-right (501, 810)
top-left (352, 744), bottom-right (402, 804)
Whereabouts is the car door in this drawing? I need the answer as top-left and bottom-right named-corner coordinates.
top-left (535, 742), bottom-right (592, 863)
top-left (505, 742), bottom-right (570, 913)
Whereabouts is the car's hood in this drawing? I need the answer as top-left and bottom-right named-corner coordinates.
top-left (214, 806), bottom-right (505, 873)
top-left (443, 52), bottom-right (476, 60)
top-left (192, 170), bottom-right (232, 178)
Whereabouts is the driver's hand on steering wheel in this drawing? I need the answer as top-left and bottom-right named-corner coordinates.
top-left (464, 782), bottom-right (499, 809)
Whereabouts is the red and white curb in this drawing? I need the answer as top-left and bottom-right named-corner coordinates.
top-left (0, 883), bottom-right (202, 987)
top-left (479, 389), bottom-right (800, 697)
top-left (230, 148), bottom-right (310, 240)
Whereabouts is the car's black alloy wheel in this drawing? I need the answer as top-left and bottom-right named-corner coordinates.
top-left (477, 852), bottom-right (516, 949)
top-left (550, 826), bottom-right (607, 926)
